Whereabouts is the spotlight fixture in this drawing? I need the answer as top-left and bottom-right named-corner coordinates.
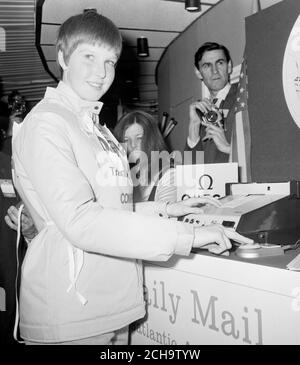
top-left (83, 8), bottom-right (97, 13)
top-left (137, 37), bottom-right (149, 57)
top-left (185, 0), bottom-right (201, 12)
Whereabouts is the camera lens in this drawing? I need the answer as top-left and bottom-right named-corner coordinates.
top-left (205, 110), bottom-right (218, 123)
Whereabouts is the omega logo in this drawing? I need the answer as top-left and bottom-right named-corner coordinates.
top-left (181, 174), bottom-right (220, 200)
top-left (198, 174), bottom-right (213, 190)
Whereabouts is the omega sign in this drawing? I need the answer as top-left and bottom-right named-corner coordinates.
top-left (176, 163), bottom-right (238, 201)
top-left (181, 174), bottom-right (215, 200)
top-left (282, 15), bottom-right (300, 128)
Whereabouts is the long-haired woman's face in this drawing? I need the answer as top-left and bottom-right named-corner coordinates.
top-left (123, 122), bottom-right (144, 159)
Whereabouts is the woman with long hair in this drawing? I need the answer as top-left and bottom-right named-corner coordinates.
top-left (114, 110), bottom-right (176, 203)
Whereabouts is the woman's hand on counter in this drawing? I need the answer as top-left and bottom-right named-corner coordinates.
top-left (193, 225), bottom-right (254, 256)
top-left (166, 196), bottom-right (221, 217)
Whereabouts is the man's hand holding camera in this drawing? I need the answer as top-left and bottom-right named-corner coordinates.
top-left (202, 108), bottom-right (230, 154)
top-left (188, 98), bottom-right (211, 144)
top-left (188, 98), bottom-right (230, 154)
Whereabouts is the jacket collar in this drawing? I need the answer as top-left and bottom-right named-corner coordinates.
top-left (46, 81), bottom-right (103, 117)
top-left (45, 81), bottom-right (104, 134)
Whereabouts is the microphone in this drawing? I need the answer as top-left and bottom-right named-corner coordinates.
top-left (160, 112), bottom-right (169, 133)
top-left (163, 118), bottom-right (177, 138)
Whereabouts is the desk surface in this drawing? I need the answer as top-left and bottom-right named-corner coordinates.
top-left (193, 246), bottom-right (300, 270)
top-left (135, 245), bottom-right (300, 345)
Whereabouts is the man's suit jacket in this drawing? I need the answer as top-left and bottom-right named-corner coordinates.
top-left (185, 83), bottom-right (238, 164)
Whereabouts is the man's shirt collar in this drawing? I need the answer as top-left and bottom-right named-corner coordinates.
top-left (212, 83), bottom-right (231, 107)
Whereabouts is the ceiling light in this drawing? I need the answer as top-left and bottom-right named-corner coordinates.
top-left (137, 37), bottom-right (149, 57)
top-left (185, 0), bottom-right (201, 12)
top-left (83, 8), bottom-right (97, 13)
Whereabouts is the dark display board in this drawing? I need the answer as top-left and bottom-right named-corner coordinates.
top-left (246, 0), bottom-right (300, 182)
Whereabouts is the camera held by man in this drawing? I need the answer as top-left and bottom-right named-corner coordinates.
top-left (195, 105), bottom-right (224, 129)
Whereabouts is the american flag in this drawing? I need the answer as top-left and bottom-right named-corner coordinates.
top-left (229, 56), bottom-right (252, 182)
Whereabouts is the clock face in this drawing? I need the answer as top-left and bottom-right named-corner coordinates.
top-left (282, 15), bottom-right (300, 128)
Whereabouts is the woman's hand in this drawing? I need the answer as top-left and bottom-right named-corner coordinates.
top-left (5, 205), bottom-right (37, 241)
top-left (193, 225), bottom-right (253, 256)
top-left (166, 196), bottom-right (221, 217)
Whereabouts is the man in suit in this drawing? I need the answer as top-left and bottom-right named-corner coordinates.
top-left (185, 42), bottom-right (238, 164)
